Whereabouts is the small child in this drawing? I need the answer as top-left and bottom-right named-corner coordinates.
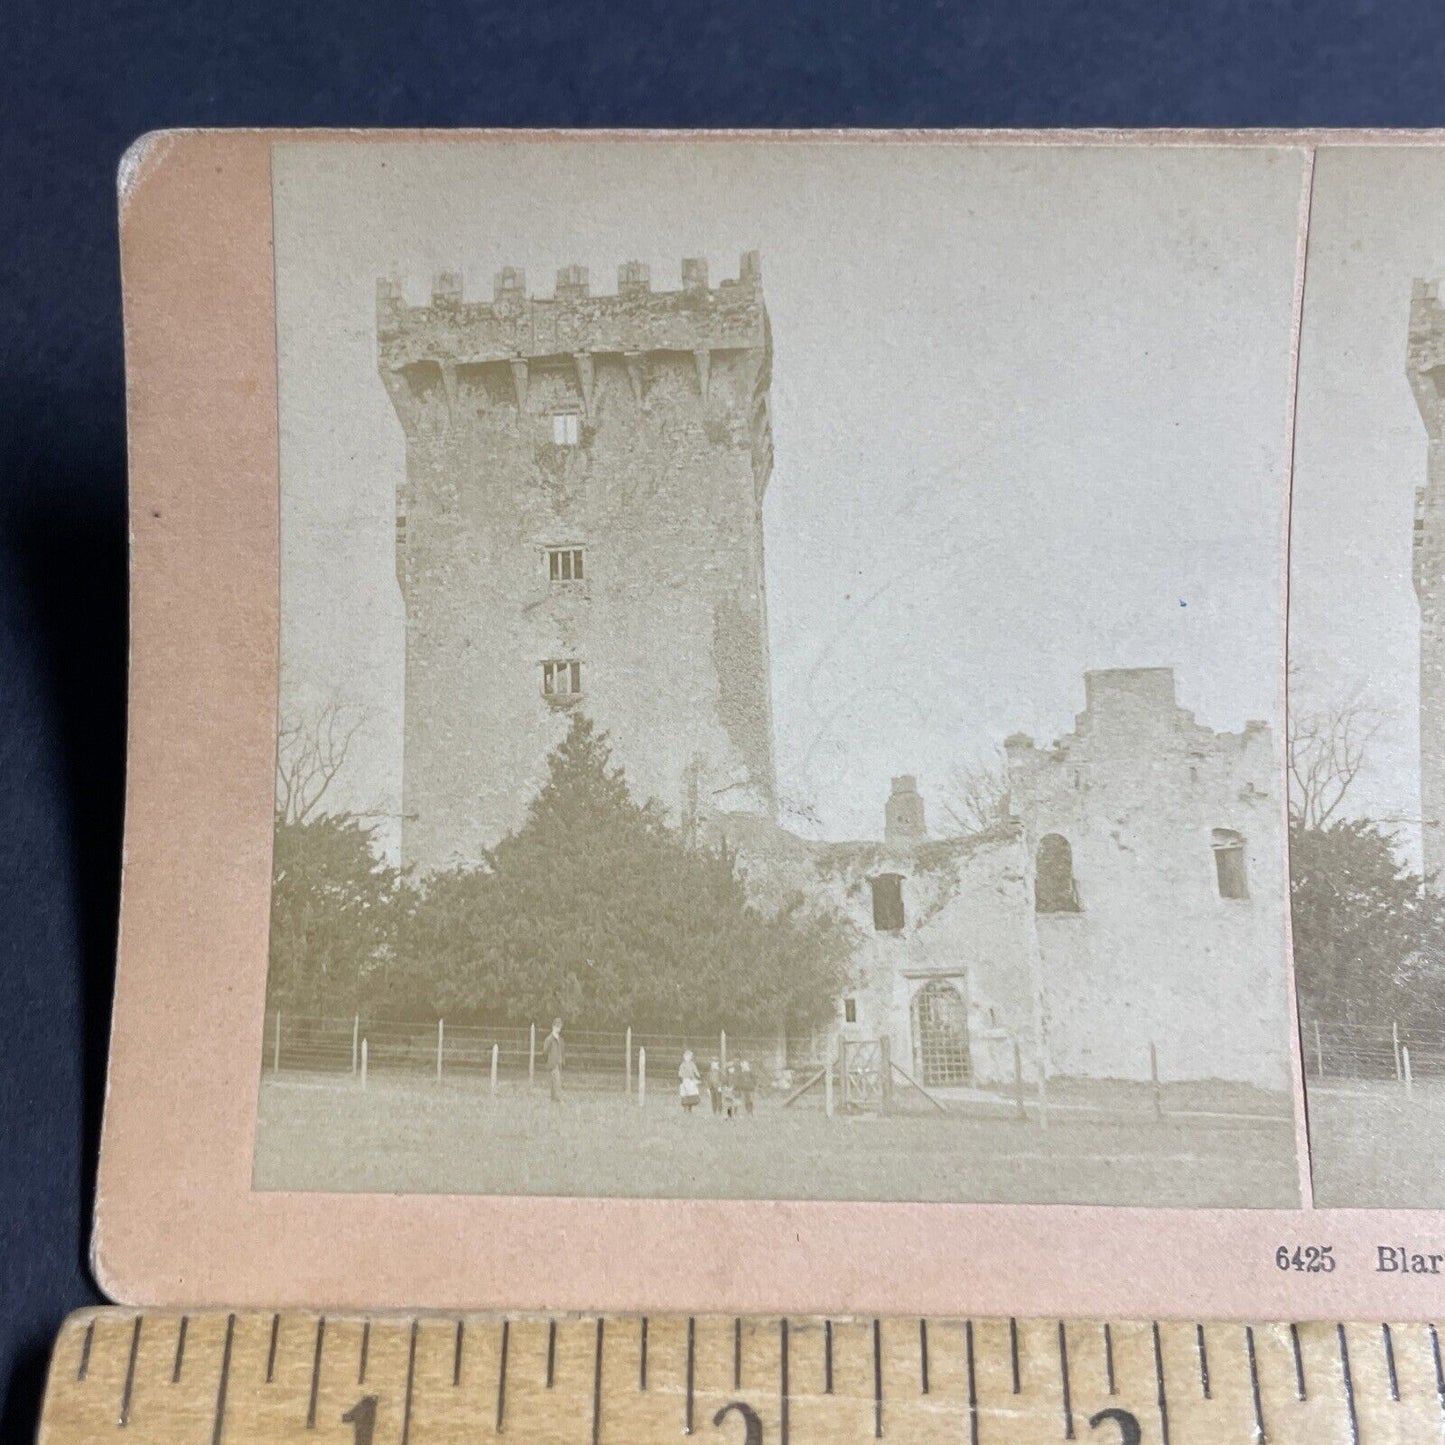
top-left (678, 1049), bottom-right (701, 1113)
top-left (722, 1063), bottom-right (740, 1119)
top-left (739, 1059), bottom-right (756, 1116)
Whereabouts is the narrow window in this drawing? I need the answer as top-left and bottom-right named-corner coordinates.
top-left (1035, 834), bottom-right (1081, 913)
top-left (547, 547), bottom-right (585, 582)
top-left (843, 997), bottom-right (858, 1024)
top-left (552, 413), bottom-right (581, 446)
top-left (1212, 828), bottom-right (1249, 899)
top-left (541, 659), bottom-right (583, 699)
top-left (869, 873), bottom-right (905, 932)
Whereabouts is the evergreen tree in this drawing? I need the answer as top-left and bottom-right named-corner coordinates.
top-left (399, 712), bottom-right (853, 1031)
top-left (267, 812), bottom-right (402, 1015)
top-left (1290, 818), bottom-right (1445, 1031)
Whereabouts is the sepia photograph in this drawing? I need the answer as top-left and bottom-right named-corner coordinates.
top-left (1290, 146), bottom-right (1445, 1208)
top-left (253, 139), bottom-right (1306, 1207)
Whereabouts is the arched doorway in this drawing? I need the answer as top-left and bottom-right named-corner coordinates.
top-left (913, 979), bottom-right (971, 1086)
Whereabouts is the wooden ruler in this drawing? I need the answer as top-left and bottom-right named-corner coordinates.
top-left (36, 1308), bottom-right (1445, 1443)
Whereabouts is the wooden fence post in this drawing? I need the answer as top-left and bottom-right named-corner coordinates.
top-left (638, 1047), bottom-right (647, 1108)
top-left (1394, 1020), bottom-right (1403, 1081)
top-left (721, 1030), bottom-right (728, 1072)
top-left (626, 1027), bottom-right (633, 1095)
top-left (1150, 1041), bottom-right (1164, 1119)
top-left (1013, 1039), bottom-right (1027, 1122)
top-left (437, 1020), bottom-right (445, 1083)
top-left (360, 1038), bottom-right (368, 1091)
top-left (273, 1011), bottom-right (281, 1074)
top-left (490, 1043), bottom-right (499, 1097)
top-left (1403, 1045), bottom-right (1414, 1099)
top-left (351, 1014), bottom-right (359, 1076)
top-left (879, 1036), bottom-right (893, 1116)
top-left (529, 1023), bottom-right (536, 1089)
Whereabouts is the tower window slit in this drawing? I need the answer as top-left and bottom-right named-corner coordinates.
top-left (1212, 828), bottom-right (1249, 899)
top-left (542, 660), bottom-right (583, 698)
top-left (548, 547), bottom-right (584, 582)
top-left (869, 874), bottom-right (905, 932)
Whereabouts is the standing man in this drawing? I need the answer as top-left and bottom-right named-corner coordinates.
top-left (544, 1018), bottom-right (565, 1103)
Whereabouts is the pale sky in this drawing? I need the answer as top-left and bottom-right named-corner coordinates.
top-left (1290, 147), bottom-right (1445, 869)
top-left (273, 139), bottom-right (1306, 853)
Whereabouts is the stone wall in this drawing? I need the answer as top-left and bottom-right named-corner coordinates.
top-left (1007, 667), bottom-right (1290, 1089)
top-left (721, 813), bottom-right (1037, 1087)
top-left (1409, 279), bottom-right (1445, 884)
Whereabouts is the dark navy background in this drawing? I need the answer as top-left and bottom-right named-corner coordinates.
top-left (4, 0), bottom-right (1445, 1433)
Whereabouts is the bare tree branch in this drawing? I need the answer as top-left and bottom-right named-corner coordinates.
top-left (276, 692), bottom-right (368, 824)
top-left (1287, 669), bottom-right (1384, 830)
top-left (940, 750), bottom-right (1012, 837)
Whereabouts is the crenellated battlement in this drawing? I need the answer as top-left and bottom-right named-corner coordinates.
top-left (377, 252), bottom-right (767, 372)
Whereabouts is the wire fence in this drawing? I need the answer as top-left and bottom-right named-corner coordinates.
top-left (1301, 1018), bottom-right (1445, 1086)
top-left (259, 1012), bottom-right (1292, 1126)
top-left (260, 1012), bottom-right (811, 1091)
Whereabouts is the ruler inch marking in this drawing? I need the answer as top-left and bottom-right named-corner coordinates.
top-left (1195, 1322), bottom-right (1210, 1399)
top-left (1104, 1321), bottom-right (1116, 1396)
top-left (546, 1318), bottom-right (557, 1388)
top-left (77, 1320), bottom-right (94, 1382)
top-left (171, 1316), bottom-right (188, 1384)
top-left (965, 1320), bottom-right (978, 1445)
top-left (400, 1318), bottom-right (418, 1445)
top-left (824, 1319), bottom-right (833, 1395)
top-left (1338, 1323), bottom-right (1359, 1445)
top-left (1432, 1321), bottom-right (1445, 1420)
top-left (734, 1317), bottom-right (742, 1390)
top-left (1009, 1316), bottom-right (1021, 1394)
top-left (358, 1320), bottom-right (370, 1386)
top-left (305, 1316), bottom-right (325, 1428)
top-left (780, 1317), bottom-right (790, 1445)
top-left (1290, 1321), bottom-right (1306, 1400)
top-left (118, 1315), bottom-right (141, 1427)
top-left (1382, 1321), bottom-right (1400, 1402)
top-left (453, 1319), bottom-right (464, 1386)
top-left (591, 1318), bottom-right (604, 1445)
top-left (919, 1317), bottom-right (929, 1395)
top-left (496, 1319), bottom-right (509, 1434)
top-left (1152, 1321), bottom-right (1170, 1445)
top-left (265, 1313), bottom-right (279, 1385)
top-left (1059, 1320), bottom-right (1075, 1439)
top-left (210, 1313), bottom-right (235, 1445)
top-left (639, 1316), bottom-right (648, 1391)
top-left (872, 1317), bottom-right (883, 1439)
top-left (1246, 1324), bottom-right (1266, 1444)
top-left (686, 1316), bottom-right (695, 1436)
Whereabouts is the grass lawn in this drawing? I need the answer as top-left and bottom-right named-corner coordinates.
top-left (253, 1073), bottom-right (1300, 1207)
top-left (1306, 1079), bottom-right (1445, 1208)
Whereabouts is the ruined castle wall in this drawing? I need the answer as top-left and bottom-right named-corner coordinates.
top-left (1006, 668), bottom-right (1291, 1091)
top-left (724, 817), bottom-right (1039, 1086)
top-left (381, 260), bottom-right (776, 872)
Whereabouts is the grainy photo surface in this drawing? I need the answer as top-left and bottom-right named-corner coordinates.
top-left (253, 140), bottom-right (1306, 1206)
top-left (1291, 147), bottom-right (1445, 1208)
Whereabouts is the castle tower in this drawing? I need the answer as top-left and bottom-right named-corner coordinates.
top-left (884, 775), bottom-right (927, 845)
top-left (378, 254), bottom-right (778, 873)
top-left (1408, 280), bottom-right (1445, 883)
